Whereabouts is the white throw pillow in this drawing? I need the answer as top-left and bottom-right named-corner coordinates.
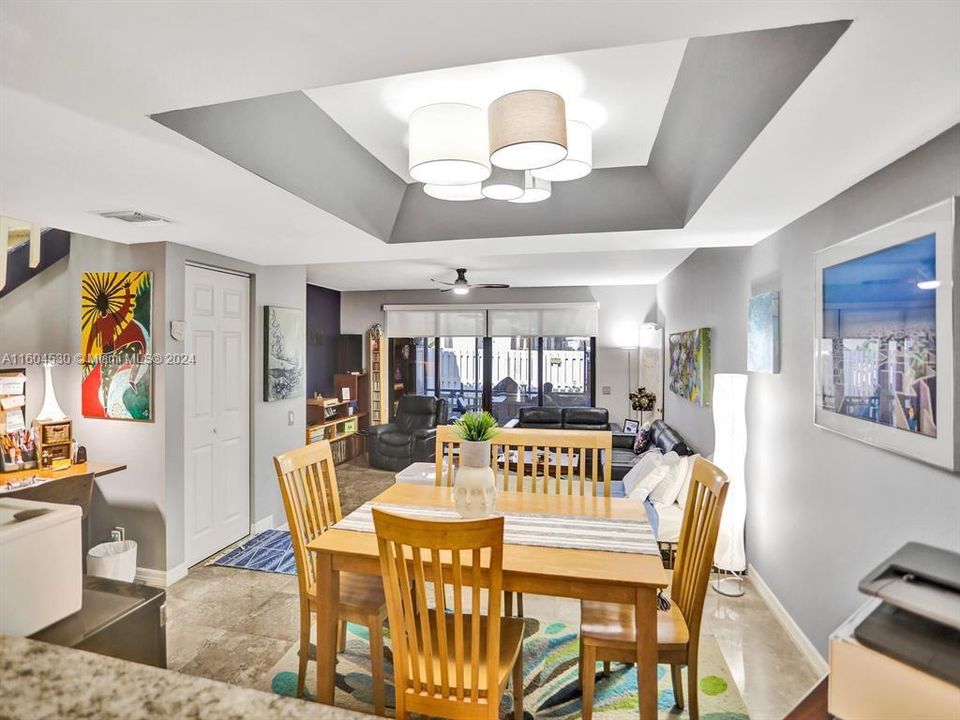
top-left (676, 454), bottom-right (700, 509)
top-left (621, 449), bottom-right (663, 496)
top-left (626, 451), bottom-right (680, 502)
top-left (648, 452), bottom-right (689, 505)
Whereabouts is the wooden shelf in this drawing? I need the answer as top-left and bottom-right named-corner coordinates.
top-left (306, 411), bottom-right (367, 432)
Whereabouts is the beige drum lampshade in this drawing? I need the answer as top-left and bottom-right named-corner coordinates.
top-left (409, 103), bottom-right (491, 185)
top-left (488, 90), bottom-right (568, 171)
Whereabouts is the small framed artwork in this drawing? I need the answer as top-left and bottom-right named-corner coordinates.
top-left (623, 419), bottom-right (640, 435)
top-left (748, 291), bottom-right (780, 374)
top-left (814, 197), bottom-right (957, 470)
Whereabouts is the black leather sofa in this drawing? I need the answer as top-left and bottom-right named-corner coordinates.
top-left (611, 419), bottom-right (692, 480)
top-left (366, 396), bottom-right (448, 471)
top-left (506, 406), bottom-right (620, 432)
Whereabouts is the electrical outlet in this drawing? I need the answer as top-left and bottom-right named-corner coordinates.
top-left (601, 385), bottom-right (612, 395)
top-left (288, 410), bottom-right (295, 426)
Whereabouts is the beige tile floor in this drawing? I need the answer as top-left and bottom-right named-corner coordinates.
top-left (165, 458), bottom-right (819, 719)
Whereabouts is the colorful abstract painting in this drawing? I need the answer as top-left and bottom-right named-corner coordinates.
top-left (264, 305), bottom-right (305, 401)
top-left (669, 327), bottom-right (711, 406)
top-left (748, 291), bottom-right (780, 374)
top-left (81, 271), bottom-right (152, 420)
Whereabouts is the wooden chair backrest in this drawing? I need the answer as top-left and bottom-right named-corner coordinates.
top-left (671, 457), bottom-right (729, 643)
top-left (273, 441), bottom-right (343, 599)
top-left (373, 510), bottom-right (505, 712)
top-left (435, 425), bottom-right (613, 497)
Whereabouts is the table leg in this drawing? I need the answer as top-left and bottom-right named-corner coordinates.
top-left (315, 550), bottom-right (339, 705)
top-left (635, 586), bottom-right (658, 720)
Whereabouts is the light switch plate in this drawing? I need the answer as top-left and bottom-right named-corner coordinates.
top-left (170, 320), bottom-right (185, 341)
top-left (601, 386), bottom-right (612, 395)
top-left (287, 410), bottom-right (295, 426)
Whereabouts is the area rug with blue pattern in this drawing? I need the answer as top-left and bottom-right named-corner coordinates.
top-left (212, 529), bottom-right (296, 574)
top-left (271, 618), bottom-right (749, 719)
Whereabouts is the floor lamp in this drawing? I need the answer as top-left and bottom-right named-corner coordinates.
top-left (712, 373), bottom-right (748, 597)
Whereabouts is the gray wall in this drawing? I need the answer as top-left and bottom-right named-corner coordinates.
top-left (656, 124), bottom-right (960, 656)
top-left (0, 235), bottom-right (169, 569)
top-left (0, 233), bottom-right (304, 573)
top-left (340, 284), bottom-right (658, 423)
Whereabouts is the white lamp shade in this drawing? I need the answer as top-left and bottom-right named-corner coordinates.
top-left (712, 373), bottom-right (748, 572)
top-left (409, 103), bottom-right (491, 185)
top-left (489, 90), bottom-right (568, 170)
top-left (508, 172), bottom-right (551, 204)
top-left (532, 120), bottom-right (592, 181)
top-left (423, 182), bottom-right (484, 202)
top-left (481, 167), bottom-right (525, 200)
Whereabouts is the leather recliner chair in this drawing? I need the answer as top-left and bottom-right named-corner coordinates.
top-left (366, 396), bottom-right (449, 471)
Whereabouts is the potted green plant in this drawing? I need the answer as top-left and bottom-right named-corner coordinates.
top-left (452, 411), bottom-right (498, 518)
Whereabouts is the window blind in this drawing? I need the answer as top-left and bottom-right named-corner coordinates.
top-left (384, 303), bottom-right (598, 338)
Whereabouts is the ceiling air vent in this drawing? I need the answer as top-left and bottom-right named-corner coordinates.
top-left (95, 210), bottom-right (172, 225)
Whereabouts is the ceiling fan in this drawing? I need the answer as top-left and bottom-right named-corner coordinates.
top-left (431, 268), bottom-right (510, 295)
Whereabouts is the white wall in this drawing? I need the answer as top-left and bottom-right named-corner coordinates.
top-left (656, 124), bottom-right (960, 656)
top-left (339, 284), bottom-right (658, 423)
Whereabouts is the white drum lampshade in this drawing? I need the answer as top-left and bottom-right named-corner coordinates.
top-left (712, 373), bottom-right (748, 573)
top-left (508, 172), bottom-right (551, 204)
top-left (409, 103), bottom-right (491, 185)
top-left (423, 183), bottom-right (484, 202)
top-left (488, 90), bottom-right (568, 170)
top-left (532, 120), bottom-right (592, 181)
top-left (481, 168), bottom-right (524, 200)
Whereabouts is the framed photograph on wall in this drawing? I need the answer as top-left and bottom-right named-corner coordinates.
top-left (814, 198), bottom-right (958, 471)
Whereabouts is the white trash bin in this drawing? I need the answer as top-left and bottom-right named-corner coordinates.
top-left (87, 540), bottom-right (138, 582)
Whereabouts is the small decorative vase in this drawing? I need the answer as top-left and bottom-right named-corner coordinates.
top-left (453, 440), bottom-right (497, 518)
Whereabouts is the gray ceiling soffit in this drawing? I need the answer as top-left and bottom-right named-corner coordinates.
top-left (388, 166), bottom-right (682, 243)
top-left (648, 20), bottom-right (852, 224)
top-left (151, 92), bottom-right (406, 241)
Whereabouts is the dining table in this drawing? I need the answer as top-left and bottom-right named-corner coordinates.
top-left (307, 482), bottom-right (669, 719)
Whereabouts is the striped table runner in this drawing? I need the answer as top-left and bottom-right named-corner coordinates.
top-left (335, 501), bottom-right (659, 556)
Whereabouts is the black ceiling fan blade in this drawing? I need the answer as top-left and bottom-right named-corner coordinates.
top-left (471, 283), bottom-right (511, 289)
top-left (439, 287), bottom-right (455, 292)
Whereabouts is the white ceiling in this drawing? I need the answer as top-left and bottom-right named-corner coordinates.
top-left (306, 248), bottom-right (695, 291)
top-left (303, 40), bottom-right (687, 181)
top-left (1, 1), bottom-right (958, 291)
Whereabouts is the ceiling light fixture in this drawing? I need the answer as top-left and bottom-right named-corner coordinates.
top-left (423, 182), bottom-right (485, 201)
top-left (481, 167), bottom-right (524, 200)
top-left (488, 90), bottom-right (567, 170)
top-left (532, 120), bottom-right (592, 181)
top-left (409, 103), bottom-right (491, 185)
top-left (508, 172), bottom-right (551, 204)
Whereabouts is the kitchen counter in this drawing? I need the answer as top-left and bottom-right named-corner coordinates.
top-left (0, 634), bottom-right (373, 720)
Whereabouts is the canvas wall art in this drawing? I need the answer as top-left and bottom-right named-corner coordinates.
top-left (264, 305), bottom-right (305, 401)
top-left (669, 327), bottom-right (712, 406)
top-left (81, 271), bottom-right (152, 420)
top-left (748, 291), bottom-right (780, 374)
top-left (814, 198), bottom-right (957, 470)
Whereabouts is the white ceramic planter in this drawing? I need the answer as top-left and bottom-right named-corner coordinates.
top-left (453, 440), bottom-right (497, 518)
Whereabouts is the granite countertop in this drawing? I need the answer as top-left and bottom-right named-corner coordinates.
top-left (0, 635), bottom-right (373, 720)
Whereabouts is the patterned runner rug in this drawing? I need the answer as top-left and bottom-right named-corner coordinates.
top-left (270, 618), bottom-right (749, 719)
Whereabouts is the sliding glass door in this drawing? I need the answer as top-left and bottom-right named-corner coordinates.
top-left (389, 333), bottom-right (593, 423)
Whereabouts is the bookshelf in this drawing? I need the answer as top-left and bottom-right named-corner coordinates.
top-left (368, 330), bottom-right (389, 425)
top-left (306, 373), bottom-right (370, 464)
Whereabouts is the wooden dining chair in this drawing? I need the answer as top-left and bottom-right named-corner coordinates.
top-left (578, 457), bottom-right (729, 720)
top-left (372, 509), bottom-right (525, 720)
top-left (274, 441), bottom-right (387, 712)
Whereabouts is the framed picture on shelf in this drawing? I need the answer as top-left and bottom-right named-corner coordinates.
top-left (622, 419), bottom-right (640, 435)
top-left (814, 197), bottom-right (958, 471)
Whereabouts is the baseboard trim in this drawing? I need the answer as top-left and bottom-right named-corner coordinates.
top-left (250, 515), bottom-right (273, 536)
top-left (276, 521), bottom-right (289, 532)
top-left (135, 562), bottom-right (188, 589)
top-left (748, 563), bottom-right (829, 678)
